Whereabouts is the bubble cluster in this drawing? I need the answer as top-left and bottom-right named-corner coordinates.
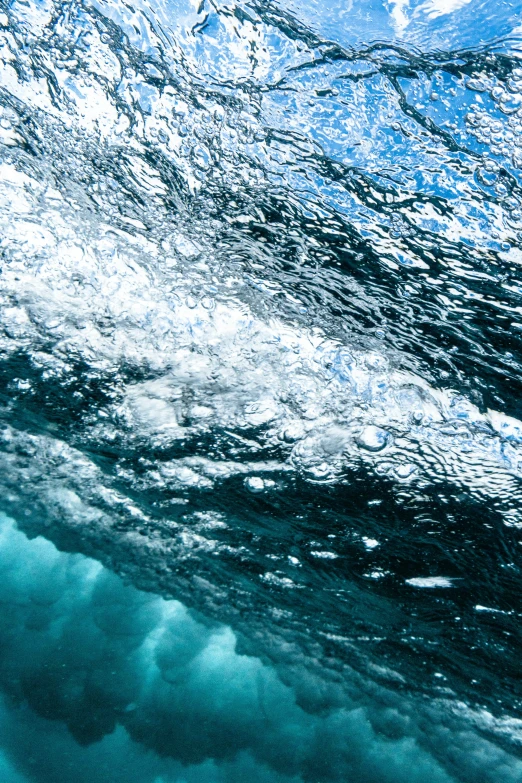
top-left (1, 0), bottom-right (522, 775)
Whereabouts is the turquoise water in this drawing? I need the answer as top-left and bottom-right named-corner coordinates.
top-left (0, 514), bottom-right (464, 782)
top-left (0, 512), bottom-right (518, 783)
top-left (1, 0), bottom-right (522, 779)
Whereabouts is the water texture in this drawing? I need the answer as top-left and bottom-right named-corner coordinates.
top-left (1, 0), bottom-right (522, 780)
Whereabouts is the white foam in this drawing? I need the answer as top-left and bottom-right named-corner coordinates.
top-left (1, 158), bottom-right (522, 523)
top-left (406, 577), bottom-right (456, 588)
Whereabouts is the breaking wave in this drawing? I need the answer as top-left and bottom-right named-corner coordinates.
top-left (1, 0), bottom-right (522, 780)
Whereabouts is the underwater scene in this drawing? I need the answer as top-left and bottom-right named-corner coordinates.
top-left (1, 0), bottom-right (522, 780)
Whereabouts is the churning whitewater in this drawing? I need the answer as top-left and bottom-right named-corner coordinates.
top-left (0, 0), bottom-right (522, 781)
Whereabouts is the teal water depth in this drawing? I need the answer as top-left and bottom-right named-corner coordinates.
top-left (1, 0), bottom-right (522, 780)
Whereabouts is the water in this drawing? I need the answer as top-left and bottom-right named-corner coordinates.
top-left (1, 0), bottom-right (522, 779)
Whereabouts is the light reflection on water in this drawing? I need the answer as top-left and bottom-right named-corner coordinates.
top-left (1, 0), bottom-right (522, 779)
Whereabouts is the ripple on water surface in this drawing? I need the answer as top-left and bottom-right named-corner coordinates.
top-left (0, 0), bottom-right (522, 781)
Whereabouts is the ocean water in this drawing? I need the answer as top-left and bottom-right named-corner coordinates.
top-left (1, 0), bottom-right (522, 780)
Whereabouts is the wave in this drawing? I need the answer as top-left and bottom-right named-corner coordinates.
top-left (1, 0), bottom-right (522, 776)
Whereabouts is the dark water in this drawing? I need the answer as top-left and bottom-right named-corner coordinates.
top-left (1, 0), bottom-right (522, 780)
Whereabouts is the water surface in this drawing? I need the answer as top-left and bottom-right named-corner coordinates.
top-left (1, 0), bottom-right (522, 780)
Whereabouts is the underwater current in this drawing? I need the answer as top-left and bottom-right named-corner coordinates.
top-left (2, 0), bottom-right (522, 779)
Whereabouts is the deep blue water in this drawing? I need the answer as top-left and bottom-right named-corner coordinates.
top-left (1, 0), bottom-right (522, 780)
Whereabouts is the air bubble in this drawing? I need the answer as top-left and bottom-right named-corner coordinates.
top-left (355, 426), bottom-right (391, 452)
top-left (245, 477), bottom-right (266, 492)
top-left (395, 463), bottom-right (417, 480)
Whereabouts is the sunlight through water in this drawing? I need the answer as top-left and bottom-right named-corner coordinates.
top-left (1, 0), bottom-right (522, 780)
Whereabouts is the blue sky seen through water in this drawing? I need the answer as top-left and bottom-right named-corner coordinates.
top-left (1, 0), bottom-right (522, 780)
